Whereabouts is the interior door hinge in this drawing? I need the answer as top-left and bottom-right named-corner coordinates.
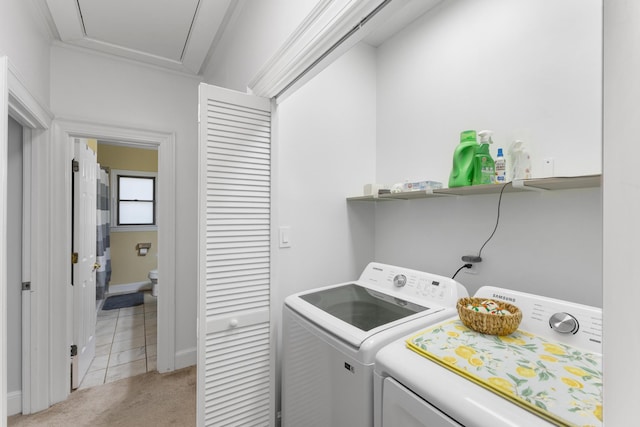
top-left (72, 252), bottom-right (78, 264)
top-left (70, 344), bottom-right (78, 357)
top-left (72, 159), bottom-right (79, 172)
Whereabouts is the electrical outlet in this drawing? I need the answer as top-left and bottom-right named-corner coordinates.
top-left (464, 265), bottom-right (478, 275)
top-left (461, 251), bottom-right (482, 263)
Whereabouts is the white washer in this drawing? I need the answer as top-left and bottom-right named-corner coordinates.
top-left (374, 286), bottom-right (603, 427)
top-left (282, 262), bottom-right (468, 427)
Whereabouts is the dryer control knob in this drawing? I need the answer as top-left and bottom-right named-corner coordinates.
top-left (393, 274), bottom-right (407, 287)
top-left (549, 312), bottom-right (579, 334)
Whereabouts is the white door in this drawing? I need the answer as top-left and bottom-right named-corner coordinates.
top-left (197, 84), bottom-right (273, 426)
top-left (71, 138), bottom-right (98, 389)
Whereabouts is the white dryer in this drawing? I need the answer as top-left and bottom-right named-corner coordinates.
top-left (282, 262), bottom-right (468, 427)
top-left (374, 286), bottom-right (603, 427)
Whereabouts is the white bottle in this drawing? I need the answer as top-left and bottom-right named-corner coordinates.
top-left (494, 148), bottom-right (507, 183)
top-left (509, 140), bottom-right (532, 180)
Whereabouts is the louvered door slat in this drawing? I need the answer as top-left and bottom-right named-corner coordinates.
top-left (208, 274), bottom-right (269, 287)
top-left (206, 239), bottom-right (270, 249)
top-left (198, 84), bottom-right (272, 426)
top-left (208, 140), bottom-right (270, 155)
top-left (206, 164), bottom-right (270, 177)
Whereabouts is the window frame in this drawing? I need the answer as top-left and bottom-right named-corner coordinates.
top-left (110, 169), bottom-right (158, 232)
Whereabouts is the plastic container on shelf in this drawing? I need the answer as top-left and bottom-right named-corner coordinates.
top-left (509, 140), bottom-right (532, 180)
top-left (494, 147), bottom-right (507, 183)
top-left (472, 130), bottom-right (495, 185)
top-left (448, 130), bottom-right (477, 188)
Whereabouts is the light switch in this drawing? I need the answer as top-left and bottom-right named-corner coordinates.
top-left (279, 226), bottom-right (292, 248)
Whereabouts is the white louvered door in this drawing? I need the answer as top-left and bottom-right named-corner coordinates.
top-left (197, 84), bottom-right (273, 427)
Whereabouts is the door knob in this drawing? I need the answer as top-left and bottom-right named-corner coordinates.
top-left (229, 319), bottom-right (239, 328)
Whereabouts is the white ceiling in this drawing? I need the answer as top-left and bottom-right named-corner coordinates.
top-left (41, 0), bottom-right (236, 75)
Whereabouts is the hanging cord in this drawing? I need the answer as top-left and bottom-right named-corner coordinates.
top-left (451, 263), bottom-right (473, 280)
top-left (451, 182), bottom-right (511, 280)
top-left (477, 182), bottom-right (511, 258)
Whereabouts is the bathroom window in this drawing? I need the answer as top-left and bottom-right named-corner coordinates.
top-left (111, 169), bottom-right (158, 231)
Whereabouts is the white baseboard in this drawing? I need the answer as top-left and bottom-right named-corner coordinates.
top-left (108, 281), bottom-right (151, 295)
top-left (175, 347), bottom-right (197, 370)
top-left (8, 390), bottom-right (22, 416)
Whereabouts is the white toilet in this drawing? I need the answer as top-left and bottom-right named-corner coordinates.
top-left (149, 269), bottom-right (158, 297)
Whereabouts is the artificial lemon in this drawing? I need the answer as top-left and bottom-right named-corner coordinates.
top-left (543, 343), bottom-right (566, 355)
top-left (455, 345), bottom-right (476, 359)
top-left (499, 336), bottom-right (526, 346)
top-left (564, 366), bottom-right (588, 377)
top-left (539, 354), bottom-right (558, 363)
top-left (516, 366), bottom-right (536, 378)
top-left (561, 377), bottom-right (584, 389)
top-left (442, 356), bottom-right (457, 365)
top-left (488, 377), bottom-right (514, 394)
top-left (469, 357), bottom-right (484, 367)
top-left (593, 404), bottom-right (603, 421)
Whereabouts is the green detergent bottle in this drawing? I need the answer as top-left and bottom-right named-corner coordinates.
top-left (448, 130), bottom-right (477, 188)
top-left (472, 130), bottom-right (495, 185)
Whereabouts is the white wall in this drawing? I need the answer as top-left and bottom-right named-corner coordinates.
top-left (202, 0), bottom-right (318, 91)
top-left (603, 0), bottom-right (639, 424)
top-left (0, 0), bottom-right (52, 107)
top-left (50, 45), bottom-right (200, 367)
top-left (7, 116), bottom-right (22, 412)
top-left (272, 40), bottom-right (377, 416)
top-left (376, 0), bottom-right (601, 185)
top-left (371, 0), bottom-right (602, 306)
top-left (374, 188), bottom-right (601, 306)
top-left (275, 41), bottom-right (377, 313)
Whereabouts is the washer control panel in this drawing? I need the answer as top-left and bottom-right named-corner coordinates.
top-left (358, 262), bottom-right (468, 306)
top-left (475, 286), bottom-right (602, 353)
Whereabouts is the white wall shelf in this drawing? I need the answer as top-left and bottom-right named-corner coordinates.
top-left (347, 174), bottom-right (601, 202)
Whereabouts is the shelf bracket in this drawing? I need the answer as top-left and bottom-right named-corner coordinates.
top-left (511, 179), bottom-right (549, 192)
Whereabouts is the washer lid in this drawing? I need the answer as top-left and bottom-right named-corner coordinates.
top-left (286, 281), bottom-right (442, 348)
top-left (299, 283), bottom-right (429, 331)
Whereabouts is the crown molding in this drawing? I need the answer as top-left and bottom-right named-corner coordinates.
top-left (8, 60), bottom-right (54, 129)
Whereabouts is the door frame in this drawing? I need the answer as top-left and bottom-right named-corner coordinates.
top-left (2, 56), bottom-right (54, 417)
top-left (1, 55), bottom-right (9, 425)
top-left (47, 118), bottom-right (177, 405)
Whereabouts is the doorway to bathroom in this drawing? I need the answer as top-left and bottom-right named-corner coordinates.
top-left (28, 119), bottom-right (178, 409)
top-left (76, 141), bottom-right (160, 389)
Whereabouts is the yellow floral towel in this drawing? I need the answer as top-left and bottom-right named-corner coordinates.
top-left (407, 319), bottom-right (602, 427)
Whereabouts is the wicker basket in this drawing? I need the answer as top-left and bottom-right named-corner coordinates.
top-left (457, 297), bottom-right (522, 336)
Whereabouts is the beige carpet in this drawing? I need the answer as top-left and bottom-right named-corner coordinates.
top-left (8, 366), bottom-right (196, 426)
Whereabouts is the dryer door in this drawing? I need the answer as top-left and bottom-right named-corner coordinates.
top-left (382, 377), bottom-right (462, 427)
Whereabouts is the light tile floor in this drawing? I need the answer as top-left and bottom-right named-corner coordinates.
top-left (79, 291), bottom-right (157, 390)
